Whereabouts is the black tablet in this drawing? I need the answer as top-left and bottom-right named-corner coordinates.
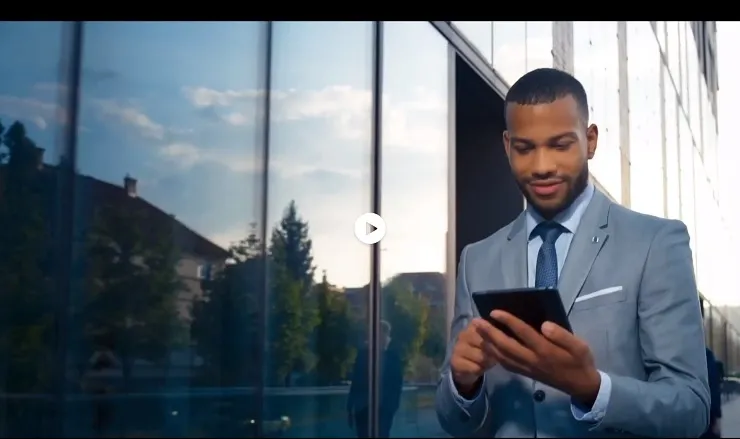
top-left (472, 287), bottom-right (572, 338)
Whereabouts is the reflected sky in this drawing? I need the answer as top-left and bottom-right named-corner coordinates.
top-left (0, 21), bottom-right (451, 289)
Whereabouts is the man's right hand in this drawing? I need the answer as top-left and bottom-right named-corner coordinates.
top-left (450, 318), bottom-right (499, 397)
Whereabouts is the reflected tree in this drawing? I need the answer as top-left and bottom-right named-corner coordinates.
top-left (267, 201), bottom-right (319, 386)
top-left (82, 188), bottom-right (187, 390)
top-left (382, 277), bottom-right (429, 377)
top-left (313, 272), bottom-right (356, 385)
top-left (0, 120), bottom-right (56, 392)
top-left (191, 224), bottom-right (263, 387)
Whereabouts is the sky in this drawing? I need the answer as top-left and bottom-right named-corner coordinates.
top-left (0, 21), bottom-right (737, 303)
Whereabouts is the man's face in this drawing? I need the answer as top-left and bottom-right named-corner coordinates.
top-left (503, 95), bottom-right (598, 218)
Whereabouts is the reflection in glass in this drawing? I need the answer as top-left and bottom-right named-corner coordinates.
top-left (451, 21), bottom-right (492, 64)
top-left (0, 20), bottom-right (68, 437)
top-left (268, 21), bottom-right (373, 438)
top-left (381, 21), bottom-right (449, 438)
top-left (71, 21), bottom-right (267, 437)
top-left (493, 21), bottom-right (526, 86)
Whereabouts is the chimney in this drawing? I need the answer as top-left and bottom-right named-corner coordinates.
top-left (124, 174), bottom-right (137, 198)
top-left (34, 147), bottom-right (45, 170)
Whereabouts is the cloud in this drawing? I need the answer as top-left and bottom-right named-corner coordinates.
top-left (182, 84), bottom-right (446, 152)
top-left (0, 94), bottom-right (67, 130)
top-left (91, 99), bottom-right (166, 140)
top-left (159, 142), bottom-right (260, 174)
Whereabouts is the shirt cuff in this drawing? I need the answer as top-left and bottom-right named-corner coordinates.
top-left (449, 373), bottom-right (486, 409)
top-left (571, 371), bottom-right (612, 424)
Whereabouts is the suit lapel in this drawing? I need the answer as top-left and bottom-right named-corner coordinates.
top-left (502, 212), bottom-right (528, 289)
top-left (559, 190), bottom-right (612, 314)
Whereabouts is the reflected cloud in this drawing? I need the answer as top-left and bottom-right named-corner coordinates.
top-left (0, 94), bottom-right (65, 130)
top-left (91, 98), bottom-right (166, 140)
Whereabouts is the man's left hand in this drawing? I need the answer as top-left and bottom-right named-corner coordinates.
top-left (488, 310), bottom-right (602, 407)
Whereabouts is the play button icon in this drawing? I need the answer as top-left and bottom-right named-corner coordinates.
top-left (354, 212), bottom-right (386, 245)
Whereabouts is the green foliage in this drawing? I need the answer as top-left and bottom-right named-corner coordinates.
top-left (267, 201), bottom-right (320, 386)
top-left (0, 120), bottom-right (56, 392)
top-left (191, 225), bottom-right (263, 387)
top-left (382, 277), bottom-right (430, 376)
top-left (82, 181), bottom-right (188, 371)
top-left (312, 272), bottom-right (356, 385)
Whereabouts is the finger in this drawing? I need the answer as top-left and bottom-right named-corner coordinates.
top-left (482, 317), bottom-right (538, 366)
top-left (452, 355), bottom-right (486, 376)
top-left (491, 310), bottom-right (549, 353)
top-left (457, 343), bottom-right (487, 366)
top-left (488, 341), bottom-right (530, 375)
top-left (541, 321), bottom-right (588, 357)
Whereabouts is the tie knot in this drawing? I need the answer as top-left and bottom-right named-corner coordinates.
top-left (532, 221), bottom-right (566, 244)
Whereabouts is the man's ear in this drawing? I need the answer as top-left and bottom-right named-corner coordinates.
top-left (585, 124), bottom-right (599, 160)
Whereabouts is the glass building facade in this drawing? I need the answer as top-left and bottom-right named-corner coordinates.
top-left (0, 20), bottom-right (733, 438)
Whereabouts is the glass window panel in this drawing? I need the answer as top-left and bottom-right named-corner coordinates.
top-left (628, 22), bottom-right (663, 217)
top-left (73, 22), bottom-right (268, 437)
top-left (493, 21), bottom-right (526, 86)
top-left (585, 22), bottom-right (621, 203)
top-left (451, 21), bottom-right (492, 64)
top-left (381, 21), bottom-right (450, 438)
top-left (664, 68), bottom-right (681, 220)
top-left (525, 21), bottom-right (553, 71)
top-left (268, 21), bottom-right (373, 437)
top-left (0, 20), bottom-right (69, 437)
top-left (687, 31), bottom-right (701, 148)
top-left (679, 113), bottom-right (696, 268)
top-left (656, 21), bottom-right (666, 54)
top-left (679, 22), bottom-right (689, 104)
top-left (667, 21), bottom-right (681, 95)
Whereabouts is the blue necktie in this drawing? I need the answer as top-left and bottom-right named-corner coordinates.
top-left (532, 221), bottom-right (566, 288)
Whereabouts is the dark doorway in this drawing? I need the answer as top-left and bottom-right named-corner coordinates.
top-left (454, 55), bottom-right (523, 267)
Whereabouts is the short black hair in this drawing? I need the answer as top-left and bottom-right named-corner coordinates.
top-left (505, 68), bottom-right (589, 126)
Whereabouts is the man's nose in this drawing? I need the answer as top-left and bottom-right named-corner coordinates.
top-left (531, 148), bottom-right (557, 177)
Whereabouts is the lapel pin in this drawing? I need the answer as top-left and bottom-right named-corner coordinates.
top-left (592, 236), bottom-right (600, 243)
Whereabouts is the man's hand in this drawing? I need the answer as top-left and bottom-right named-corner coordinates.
top-left (489, 310), bottom-right (601, 407)
top-left (449, 318), bottom-right (500, 396)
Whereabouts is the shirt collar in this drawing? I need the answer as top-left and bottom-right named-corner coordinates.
top-left (526, 182), bottom-right (595, 240)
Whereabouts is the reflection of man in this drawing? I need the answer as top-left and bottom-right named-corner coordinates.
top-left (347, 320), bottom-right (403, 438)
top-left (82, 340), bottom-right (123, 438)
top-left (436, 68), bottom-right (709, 437)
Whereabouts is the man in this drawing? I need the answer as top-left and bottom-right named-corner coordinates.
top-left (435, 68), bottom-right (709, 438)
top-left (347, 320), bottom-right (404, 438)
top-left (702, 307), bottom-right (723, 438)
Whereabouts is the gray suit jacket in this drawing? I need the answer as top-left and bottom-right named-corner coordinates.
top-left (436, 189), bottom-right (710, 438)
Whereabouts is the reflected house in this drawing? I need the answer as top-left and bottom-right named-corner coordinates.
top-left (75, 172), bottom-right (231, 322)
top-left (73, 170), bottom-right (231, 383)
top-left (25, 148), bottom-right (232, 382)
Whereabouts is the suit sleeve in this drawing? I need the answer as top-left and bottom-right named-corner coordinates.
top-left (435, 245), bottom-right (490, 437)
top-left (595, 220), bottom-right (710, 437)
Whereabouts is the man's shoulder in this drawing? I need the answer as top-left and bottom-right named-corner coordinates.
top-left (461, 214), bottom-right (521, 261)
top-left (608, 202), bottom-right (687, 239)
